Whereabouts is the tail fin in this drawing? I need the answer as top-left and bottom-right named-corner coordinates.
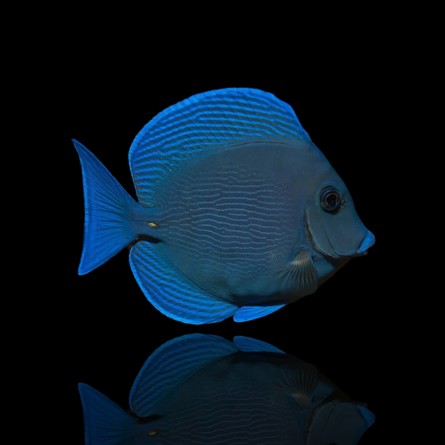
top-left (78, 383), bottom-right (137, 445)
top-left (73, 139), bottom-right (138, 275)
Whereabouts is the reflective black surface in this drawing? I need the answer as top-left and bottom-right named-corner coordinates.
top-left (79, 334), bottom-right (375, 444)
top-left (34, 38), bottom-right (411, 443)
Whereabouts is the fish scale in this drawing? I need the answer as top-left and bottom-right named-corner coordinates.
top-left (73, 87), bottom-right (374, 324)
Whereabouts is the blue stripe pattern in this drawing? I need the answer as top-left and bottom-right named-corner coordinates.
top-left (130, 334), bottom-right (237, 417)
top-left (158, 386), bottom-right (301, 443)
top-left (129, 241), bottom-right (237, 325)
top-left (128, 88), bottom-right (311, 206)
top-left (146, 351), bottom-right (302, 443)
top-left (72, 139), bottom-right (137, 275)
top-left (233, 336), bottom-right (287, 354)
top-left (151, 147), bottom-right (301, 309)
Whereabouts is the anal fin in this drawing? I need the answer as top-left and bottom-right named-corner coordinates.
top-left (130, 241), bottom-right (237, 324)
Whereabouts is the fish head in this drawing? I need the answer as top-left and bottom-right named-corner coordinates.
top-left (305, 164), bottom-right (375, 261)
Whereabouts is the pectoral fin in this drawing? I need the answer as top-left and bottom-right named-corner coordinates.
top-left (280, 249), bottom-right (318, 296)
top-left (288, 362), bottom-right (319, 409)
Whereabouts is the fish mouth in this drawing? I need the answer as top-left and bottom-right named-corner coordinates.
top-left (356, 230), bottom-right (375, 256)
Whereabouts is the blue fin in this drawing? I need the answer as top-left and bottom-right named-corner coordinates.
top-left (233, 304), bottom-right (285, 322)
top-left (78, 383), bottom-right (137, 445)
top-left (73, 139), bottom-right (138, 275)
top-left (233, 336), bottom-right (286, 354)
top-left (129, 242), bottom-right (237, 324)
top-left (130, 334), bottom-right (237, 417)
top-left (129, 88), bottom-right (311, 206)
top-left (358, 405), bottom-right (376, 427)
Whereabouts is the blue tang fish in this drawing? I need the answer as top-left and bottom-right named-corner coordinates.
top-left (79, 334), bottom-right (375, 444)
top-left (73, 88), bottom-right (375, 324)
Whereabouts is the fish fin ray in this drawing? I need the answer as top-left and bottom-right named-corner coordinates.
top-left (78, 383), bottom-right (137, 445)
top-left (233, 304), bottom-right (285, 322)
top-left (280, 249), bottom-right (318, 295)
top-left (129, 88), bottom-right (311, 205)
top-left (129, 241), bottom-right (237, 324)
top-left (73, 139), bottom-right (138, 274)
top-left (130, 334), bottom-right (237, 417)
top-left (288, 363), bottom-right (319, 408)
top-left (233, 336), bottom-right (286, 354)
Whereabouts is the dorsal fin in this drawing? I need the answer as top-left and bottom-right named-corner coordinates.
top-left (129, 334), bottom-right (237, 417)
top-left (129, 88), bottom-right (311, 205)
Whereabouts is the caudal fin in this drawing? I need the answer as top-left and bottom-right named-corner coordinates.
top-left (78, 383), bottom-right (137, 445)
top-left (73, 139), bottom-right (138, 275)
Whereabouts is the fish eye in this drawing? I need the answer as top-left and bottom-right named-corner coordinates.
top-left (320, 187), bottom-right (341, 212)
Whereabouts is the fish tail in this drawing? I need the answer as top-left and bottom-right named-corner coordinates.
top-left (73, 139), bottom-right (138, 275)
top-left (78, 383), bottom-right (138, 445)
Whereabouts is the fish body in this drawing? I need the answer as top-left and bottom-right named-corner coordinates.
top-left (148, 141), bottom-right (341, 306)
top-left (73, 88), bottom-right (375, 323)
top-left (79, 335), bottom-right (375, 444)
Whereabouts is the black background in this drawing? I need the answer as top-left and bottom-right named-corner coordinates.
top-left (25, 13), bottom-right (420, 444)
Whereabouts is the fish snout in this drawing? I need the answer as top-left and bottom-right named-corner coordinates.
top-left (357, 230), bottom-right (375, 255)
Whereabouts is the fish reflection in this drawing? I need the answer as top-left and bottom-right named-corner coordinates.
top-left (79, 335), bottom-right (374, 444)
